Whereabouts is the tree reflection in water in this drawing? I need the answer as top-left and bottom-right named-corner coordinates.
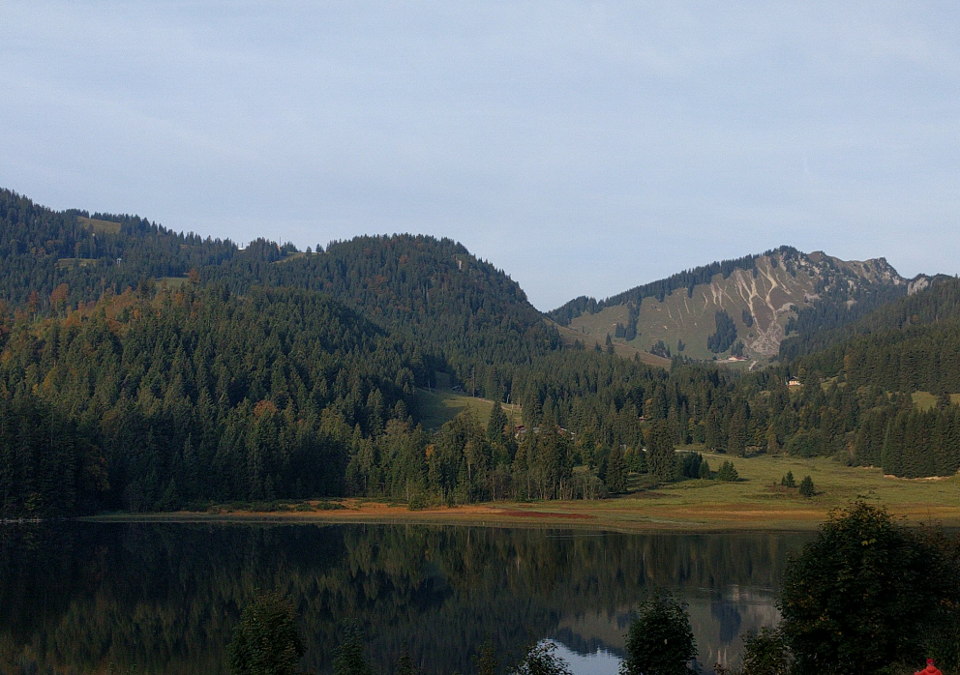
top-left (0, 523), bottom-right (808, 674)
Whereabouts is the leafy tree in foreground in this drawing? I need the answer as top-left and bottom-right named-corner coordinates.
top-left (779, 501), bottom-right (960, 673)
top-left (228, 591), bottom-right (304, 675)
top-left (620, 591), bottom-right (697, 675)
top-left (509, 641), bottom-right (573, 675)
top-left (739, 626), bottom-right (791, 675)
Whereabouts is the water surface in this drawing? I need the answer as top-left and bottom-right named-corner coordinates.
top-left (0, 522), bottom-right (808, 673)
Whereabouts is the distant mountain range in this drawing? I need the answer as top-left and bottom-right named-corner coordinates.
top-left (1, 187), bottom-right (934, 368)
top-left (2, 186), bottom-right (959, 519)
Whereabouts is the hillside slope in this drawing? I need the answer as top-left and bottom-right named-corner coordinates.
top-left (201, 234), bottom-right (561, 395)
top-left (0, 189), bottom-right (562, 400)
top-left (0, 188), bottom-right (245, 310)
top-left (554, 248), bottom-right (905, 362)
top-left (796, 276), bottom-right (960, 393)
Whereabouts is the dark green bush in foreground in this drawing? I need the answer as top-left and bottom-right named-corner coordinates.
top-left (779, 501), bottom-right (960, 673)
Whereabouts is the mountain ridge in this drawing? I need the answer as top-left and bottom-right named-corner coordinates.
top-left (552, 247), bottom-right (908, 362)
top-left (3, 185), bottom-right (960, 520)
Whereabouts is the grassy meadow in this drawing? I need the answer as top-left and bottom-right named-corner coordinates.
top-left (451, 453), bottom-right (954, 533)
top-left (77, 215), bottom-right (122, 234)
top-left (413, 386), bottom-right (523, 430)
top-left (551, 318), bottom-right (672, 367)
top-left (588, 447), bottom-right (960, 530)
top-left (123, 435), bottom-right (960, 532)
top-left (104, 388), bottom-right (960, 532)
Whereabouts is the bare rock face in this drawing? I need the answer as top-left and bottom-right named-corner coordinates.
top-left (564, 248), bottom-right (906, 363)
top-left (908, 275), bottom-right (931, 295)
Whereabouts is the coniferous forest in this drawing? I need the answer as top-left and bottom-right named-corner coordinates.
top-left (1, 187), bottom-right (960, 518)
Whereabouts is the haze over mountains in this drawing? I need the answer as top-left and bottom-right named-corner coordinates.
top-left (2, 187), bottom-right (959, 519)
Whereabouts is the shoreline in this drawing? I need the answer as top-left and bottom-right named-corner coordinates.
top-left (78, 497), bottom-right (960, 532)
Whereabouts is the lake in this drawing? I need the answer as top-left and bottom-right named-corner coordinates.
top-left (0, 522), bottom-right (809, 674)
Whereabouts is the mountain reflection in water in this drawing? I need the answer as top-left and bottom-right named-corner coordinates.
top-left (0, 522), bottom-right (809, 674)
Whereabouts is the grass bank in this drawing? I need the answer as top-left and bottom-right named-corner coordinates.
top-left (85, 451), bottom-right (960, 532)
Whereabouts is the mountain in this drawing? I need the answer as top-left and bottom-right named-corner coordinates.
top-left (794, 275), bottom-right (960, 393)
top-left (0, 190), bottom-right (559, 400)
top-left (780, 276), bottom-right (960, 478)
top-left (548, 247), bottom-right (907, 363)
top-left (0, 188), bottom-right (246, 311)
top-left (3, 186), bottom-right (959, 518)
top-left (201, 233), bottom-right (560, 397)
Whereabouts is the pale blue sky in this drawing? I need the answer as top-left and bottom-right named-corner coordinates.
top-left (3, 2), bottom-right (959, 310)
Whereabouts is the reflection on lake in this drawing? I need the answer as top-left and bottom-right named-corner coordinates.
top-left (0, 522), bottom-right (809, 674)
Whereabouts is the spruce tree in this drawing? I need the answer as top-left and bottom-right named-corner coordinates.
top-left (487, 401), bottom-right (509, 443)
top-left (716, 461), bottom-right (739, 482)
top-left (646, 421), bottom-right (677, 483)
top-left (605, 446), bottom-right (627, 493)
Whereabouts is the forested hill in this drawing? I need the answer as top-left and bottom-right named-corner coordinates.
top-left (793, 276), bottom-right (960, 393)
top-left (778, 273), bottom-right (952, 361)
top-left (776, 276), bottom-right (960, 479)
top-left (200, 234), bottom-right (561, 398)
top-left (548, 247), bottom-right (906, 361)
top-left (2, 186), bottom-right (959, 520)
top-left (0, 285), bottom-right (423, 516)
top-left (0, 188), bottom-right (247, 310)
top-left (0, 191), bottom-right (560, 399)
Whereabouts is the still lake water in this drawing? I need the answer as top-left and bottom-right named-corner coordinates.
top-left (0, 522), bottom-right (809, 674)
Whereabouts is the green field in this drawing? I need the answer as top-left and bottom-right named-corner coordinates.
top-left (912, 391), bottom-right (960, 410)
top-left (55, 257), bottom-right (98, 269)
top-left (78, 215), bottom-right (122, 234)
top-left (551, 319), bottom-right (672, 367)
top-left (568, 446), bottom-right (960, 530)
top-left (412, 387), bottom-right (522, 430)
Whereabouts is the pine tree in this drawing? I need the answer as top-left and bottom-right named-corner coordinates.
top-left (716, 461), bottom-right (739, 482)
top-left (605, 445), bottom-right (627, 493)
top-left (487, 401), bottom-right (509, 443)
top-left (647, 421), bottom-right (677, 483)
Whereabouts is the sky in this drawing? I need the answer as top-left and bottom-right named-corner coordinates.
top-left (2, 2), bottom-right (960, 311)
